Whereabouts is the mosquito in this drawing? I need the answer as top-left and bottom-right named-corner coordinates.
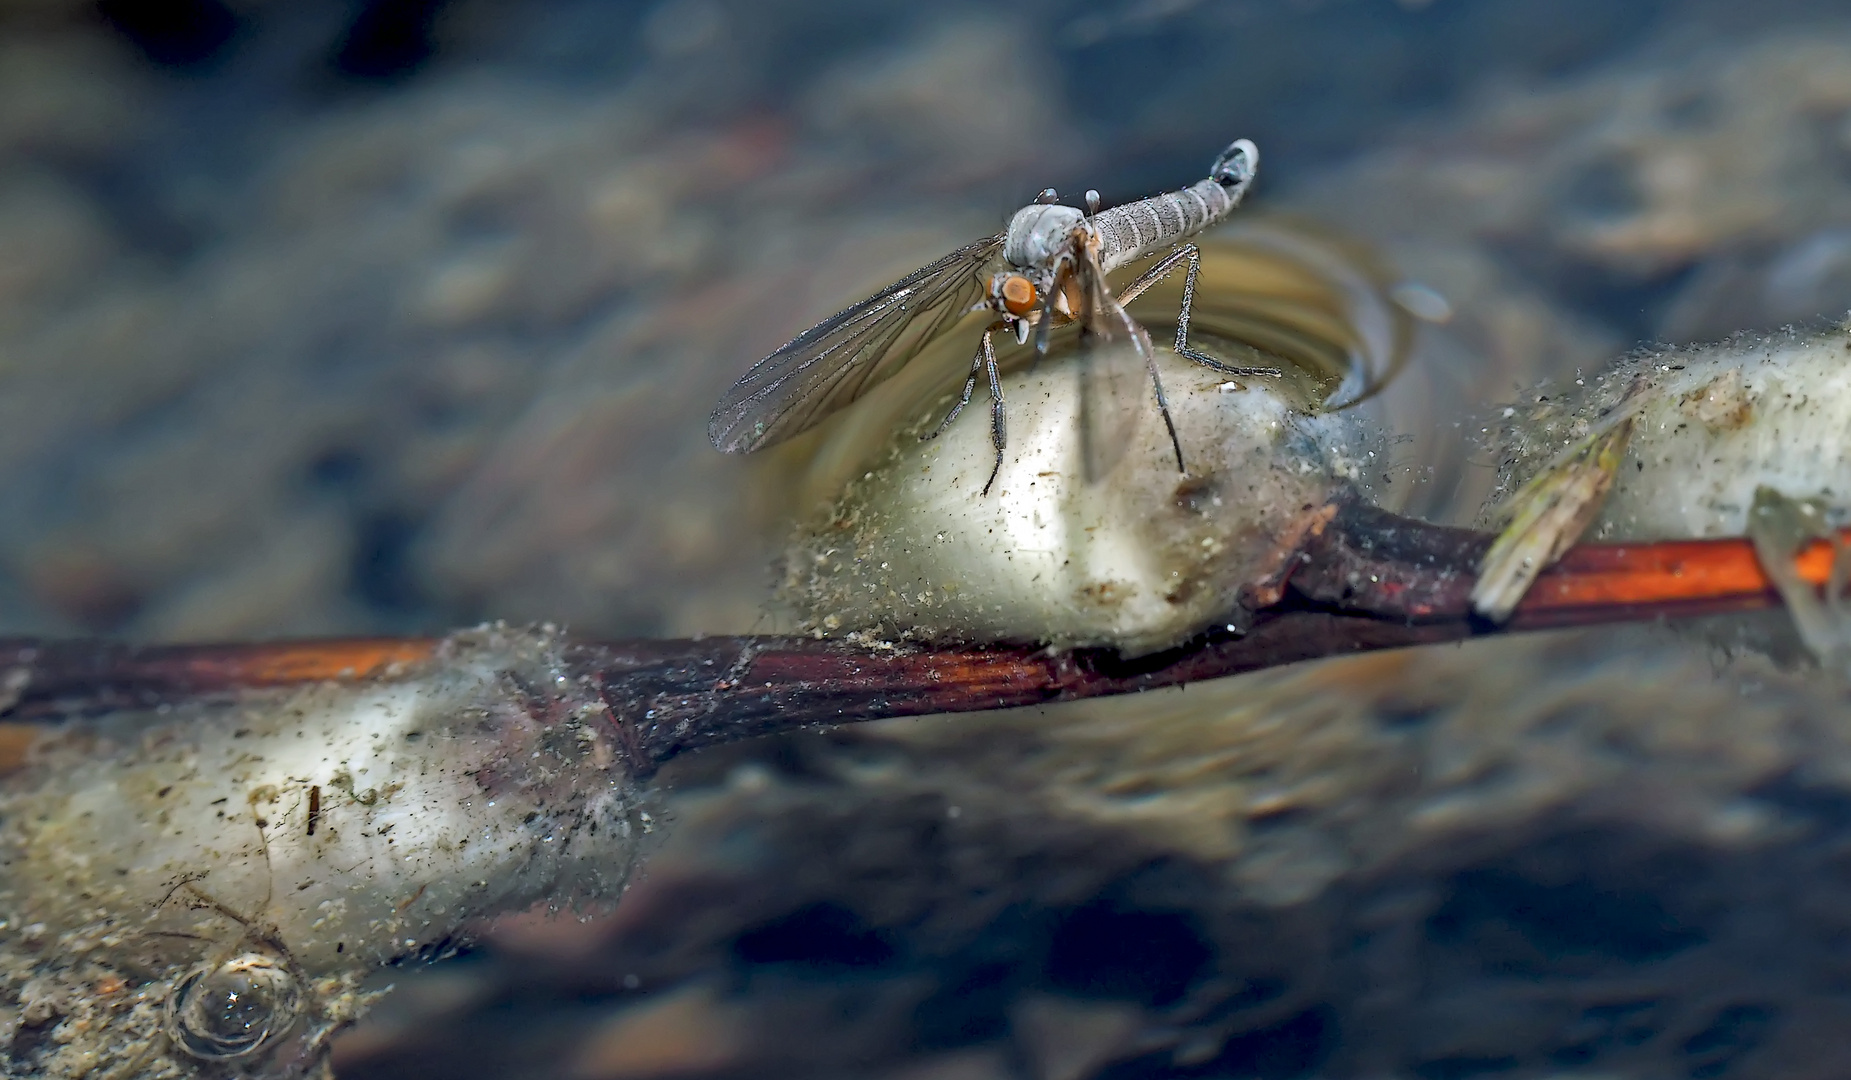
top-left (708, 138), bottom-right (1281, 494)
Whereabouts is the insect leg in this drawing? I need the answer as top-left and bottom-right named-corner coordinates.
top-left (979, 331), bottom-right (1008, 495)
top-left (1126, 307), bottom-right (1188, 475)
top-left (922, 331), bottom-right (990, 442)
top-left (1034, 258), bottom-right (1071, 359)
top-left (1112, 244), bottom-right (1195, 307)
top-left (1169, 245), bottom-right (1282, 378)
top-left (1097, 269), bottom-right (1188, 476)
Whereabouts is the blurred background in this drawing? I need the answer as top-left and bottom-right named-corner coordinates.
top-left (8, 0), bottom-right (1851, 644)
top-left (9, 1), bottom-right (1851, 1077)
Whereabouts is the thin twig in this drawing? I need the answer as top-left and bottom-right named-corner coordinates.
top-left (0, 498), bottom-right (1841, 768)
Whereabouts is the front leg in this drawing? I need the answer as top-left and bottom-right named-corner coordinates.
top-left (978, 330), bottom-right (1008, 495)
top-left (1115, 244), bottom-right (1282, 379)
top-left (923, 328), bottom-right (993, 442)
top-left (921, 328), bottom-right (1011, 496)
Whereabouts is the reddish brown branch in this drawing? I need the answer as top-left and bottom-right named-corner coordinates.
top-left (0, 637), bottom-right (435, 714)
top-left (1, 499), bottom-right (1842, 768)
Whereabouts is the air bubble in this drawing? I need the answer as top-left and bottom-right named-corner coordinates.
top-left (166, 952), bottom-right (302, 1060)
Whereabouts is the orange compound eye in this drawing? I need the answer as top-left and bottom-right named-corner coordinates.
top-left (999, 274), bottom-right (1037, 317)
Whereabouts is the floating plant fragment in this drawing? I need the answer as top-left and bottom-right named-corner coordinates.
top-left (1748, 486), bottom-right (1851, 668)
top-left (1473, 407), bottom-right (1636, 622)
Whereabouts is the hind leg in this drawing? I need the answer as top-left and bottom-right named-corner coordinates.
top-left (1114, 244), bottom-right (1282, 378)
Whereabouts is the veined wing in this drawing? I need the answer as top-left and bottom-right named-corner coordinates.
top-left (709, 235), bottom-right (1006, 453)
top-left (1075, 243), bottom-right (1153, 483)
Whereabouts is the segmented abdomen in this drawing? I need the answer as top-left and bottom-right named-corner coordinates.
top-left (1094, 179), bottom-right (1232, 272)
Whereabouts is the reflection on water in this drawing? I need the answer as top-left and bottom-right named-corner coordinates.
top-left (5, 1), bottom-right (1851, 1077)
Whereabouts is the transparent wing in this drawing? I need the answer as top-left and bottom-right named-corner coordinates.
top-left (709, 235), bottom-right (1006, 453)
top-left (1075, 245), bottom-right (1153, 483)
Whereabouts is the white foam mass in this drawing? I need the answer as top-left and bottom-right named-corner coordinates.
top-left (1484, 327), bottom-right (1851, 541)
top-left (783, 339), bottom-right (1382, 654)
top-left (0, 626), bottom-right (644, 1076)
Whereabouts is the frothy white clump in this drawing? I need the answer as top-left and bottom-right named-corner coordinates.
top-left (0, 625), bottom-right (643, 1078)
top-left (1484, 327), bottom-right (1851, 540)
top-left (784, 342), bottom-right (1381, 654)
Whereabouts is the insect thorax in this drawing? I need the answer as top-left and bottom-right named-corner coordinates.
top-left (1003, 203), bottom-right (1085, 270)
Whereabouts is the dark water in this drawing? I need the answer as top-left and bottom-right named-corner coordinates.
top-left (6, 2), bottom-right (1851, 1077)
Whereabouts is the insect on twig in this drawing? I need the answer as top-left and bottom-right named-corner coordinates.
top-left (708, 139), bottom-right (1282, 494)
